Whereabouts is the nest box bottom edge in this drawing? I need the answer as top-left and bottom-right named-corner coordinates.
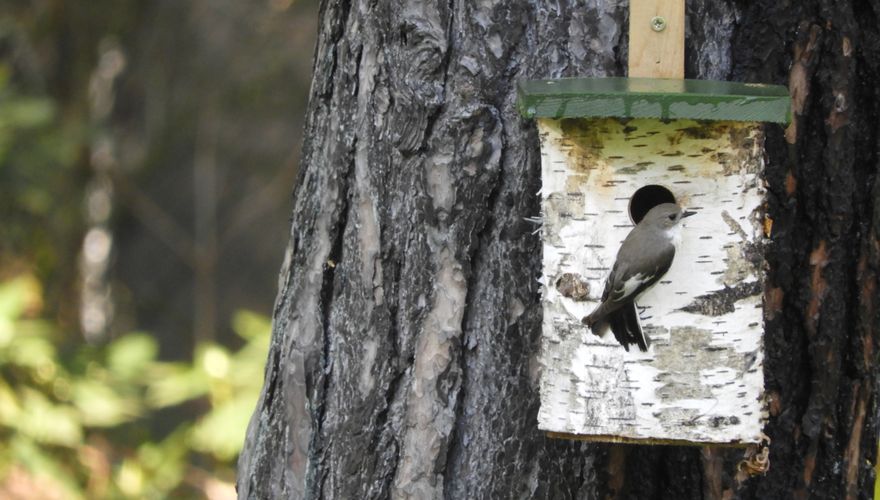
top-left (545, 431), bottom-right (758, 448)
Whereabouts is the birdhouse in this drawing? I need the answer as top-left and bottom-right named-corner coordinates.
top-left (519, 77), bottom-right (790, 445)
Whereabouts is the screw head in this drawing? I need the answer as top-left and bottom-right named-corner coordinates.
top-left (650, 16), bottom-right (667, 32)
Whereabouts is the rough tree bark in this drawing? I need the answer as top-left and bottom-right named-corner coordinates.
top-left (238, 1), bottom-right (880, 498)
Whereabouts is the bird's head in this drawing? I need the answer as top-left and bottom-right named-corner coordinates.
top-left (642, 203), bottom-right (696, 230)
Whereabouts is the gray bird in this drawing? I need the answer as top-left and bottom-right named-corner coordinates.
top-left (582, 203), bottom-right (695, 351)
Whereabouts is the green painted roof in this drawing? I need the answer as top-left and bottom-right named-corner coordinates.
top-left (517, 77), bottom-right (791, 123)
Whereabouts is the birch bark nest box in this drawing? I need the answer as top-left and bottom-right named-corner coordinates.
top-left (518, 77), bottom-right (790, 445)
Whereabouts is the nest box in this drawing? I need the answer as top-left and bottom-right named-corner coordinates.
top-left (519, 77), bottom-right (790, 445)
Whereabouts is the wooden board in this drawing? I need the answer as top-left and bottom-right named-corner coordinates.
top-left (629, 0), bottom-right (685, 78)
top-left (537, 117), bottom-right (768, 444)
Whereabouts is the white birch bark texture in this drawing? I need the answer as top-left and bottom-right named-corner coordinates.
top-left (537, 117), bottom-right (768, 445)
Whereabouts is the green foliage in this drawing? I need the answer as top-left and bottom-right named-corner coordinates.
top-left (0, 274), bottom-right (269, 498)
top-left (0, 59), bottom-right (85, 309)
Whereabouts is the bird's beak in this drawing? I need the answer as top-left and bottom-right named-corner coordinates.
top-left (681, 210), bottom-right (697, 218)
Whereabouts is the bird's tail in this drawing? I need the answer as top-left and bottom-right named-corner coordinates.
top-left (583, 302), bottom-right (649, 352)
top-left (582, 305), bottom-right (618, 349)
top-left (582, 301), bottom-right (612, 330)
top-left (582, 312), bottom-right (610, 338)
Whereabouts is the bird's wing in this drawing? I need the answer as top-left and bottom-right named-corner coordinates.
top-left (607, 309), bottom-right (630, 352)
top-left (620, 301), bottom-right (649, 352)
top-left (605, 244), bottom-right (675, 304)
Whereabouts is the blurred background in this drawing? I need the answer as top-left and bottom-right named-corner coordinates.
top-left (0, 1), bottom-right (317, 498)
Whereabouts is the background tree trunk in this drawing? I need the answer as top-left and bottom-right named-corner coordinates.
top-left (238, 0), bottom-right (880, 498)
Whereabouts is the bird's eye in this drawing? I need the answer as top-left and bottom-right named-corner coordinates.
top-left (668, 214), bottom-right (676, 221)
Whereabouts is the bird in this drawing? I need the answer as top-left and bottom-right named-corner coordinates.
top-left (582, 203), bottom-right (695, 352)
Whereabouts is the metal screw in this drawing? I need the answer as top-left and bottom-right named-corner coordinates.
top-left (651, 16), bottom-right (667, 32)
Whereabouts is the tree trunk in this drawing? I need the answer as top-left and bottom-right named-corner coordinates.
top-left (238, 1), bottom-right (880, 498)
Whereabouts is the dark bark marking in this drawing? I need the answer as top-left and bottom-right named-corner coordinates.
top-left (700, 447), bottom-right (724, 500)
top-left (764, 286), bottom-right (784, 321)
top-left (264, 347), bottom-right (282, 410)
top-left (605, 444), bottom-right (628, 500)
top-left (785, 22), bottom-right (822, 145)
top-left (307, 137), bottom-right (356, 499)
top-left (795, 439), bottom-right (819, 499)
top-left (856, 253), bottom-right (876, 374)
top-left (415, 0), bottom-right (456, 155)
top-left (843, 381), bottom-right (867, 499)
top-left (678, 281), bottom-right (762, 316)
top-left (805, 240), bottom-right (828, 339)
top-left (314, 0), bottom-right (354, 100)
